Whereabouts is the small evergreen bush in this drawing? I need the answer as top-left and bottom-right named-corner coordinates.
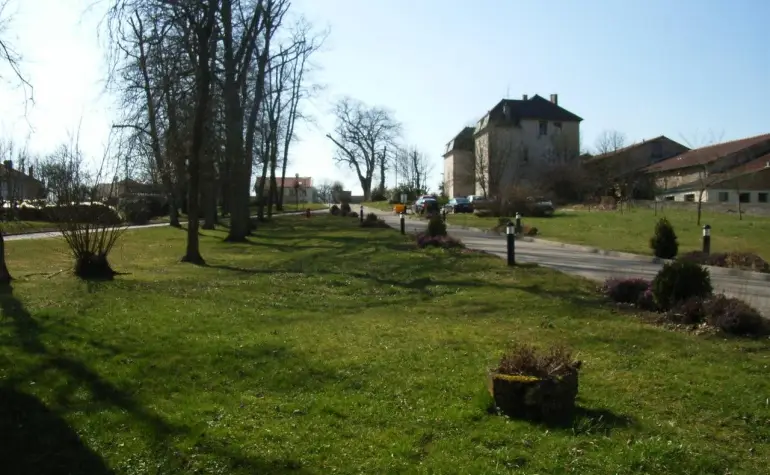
top-left (340, 202), bottom-right (352, 215)
top-left (601, 277), bottom-right (650, 305)
top-left (651, 260), bottom-right (713, 310)
top-left (649, 217), bottom-right (678, 259)
top-left (426, 214), bottom-right (447, 237)
top-left (329, 204), bottom-right (340, 215)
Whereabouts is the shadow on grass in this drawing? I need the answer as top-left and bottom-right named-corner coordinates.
top-left (0, 386), bottom-right (115, 475)
top-left (0, 286), bottom-right (316, 474)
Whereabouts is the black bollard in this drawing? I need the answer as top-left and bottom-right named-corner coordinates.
top-left (506, 220), bottom-right (515, 266)
top-left (400, 213), bottom-right (405, 235)
top-left (360, 205), bottom-right (364, 224)
top-left (442, 208), bottom-right (447, 223)
top-left (515, 212), bottom-right (522, 235)
top-left (702, 224), bottom-right (711, 254)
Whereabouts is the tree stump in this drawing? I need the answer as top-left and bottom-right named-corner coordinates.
top-left (488, 370), bottom-right (579, 424)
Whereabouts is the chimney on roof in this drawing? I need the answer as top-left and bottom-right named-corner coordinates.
top-left (502, 102), bottom-right (511, 120)
top-left (522, 94), bottom-right (528, 100)
top-left (28, 166), bottom-right (33, 178)
top-left (3, 160), bottom-right (11, 170)
top-left (550, 94), bottom-right (558, 105)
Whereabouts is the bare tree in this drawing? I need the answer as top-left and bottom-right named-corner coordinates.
top-left (0, 0), bottom-right (32, 285)
top-left (472, 135), bottom-right (531, 199)
top-left (395, 146), bottom-right (432, 195)
top-left (326, 97), bottom-right (400, 201)
top-left (315, 180), bottom-right (333, 203)
top-left (680, 131), bottom-right (726, 225)
top-left (0, 0), bottom-right (32, 102)
top-left (594, 130), bottom-right (627, 155)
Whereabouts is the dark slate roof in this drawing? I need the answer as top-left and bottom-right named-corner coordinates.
top-left (443, 126), bottom-right (475, 156)
top-left (494, 95), bottom-right (582, 122)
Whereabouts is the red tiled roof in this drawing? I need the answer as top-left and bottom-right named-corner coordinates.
top-left (723, 153), bottom-right (770, 175)
top-left (643, 133), bottom-right (770, 173)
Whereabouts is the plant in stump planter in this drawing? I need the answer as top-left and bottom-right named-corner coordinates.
top-left (487, 344), bottom-right (581, 425)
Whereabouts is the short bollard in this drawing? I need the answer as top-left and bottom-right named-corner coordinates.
top-left (702, 224), bottom-right (711, 254)
top-left (515, 212), bottom-right (522, 235)
top-left (442, 208), bottom-right (447, 223)
top-left (359, 205), bottom-right (364, 223)
top-left (506, 220), bottom-right (515, 266)
top-left (400, 213), bottom-right (405, 235)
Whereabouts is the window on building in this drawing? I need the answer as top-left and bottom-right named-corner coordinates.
top-left (538, 121), bottom-right (548, 136)
top-left (718, 192), bottom-right (729, 202)
top-left (553, 122), bottom-right (562, 131)
top-left (651, 142), bottom-right (663, 159)
top-left (684, 194), bottom-right (695, 202)
top-left (739, 192), bottom-right (751, 203)
top-left (664, 196), bottom-right (675, 201)
top-left (759, 192), bottom-right (768, 203)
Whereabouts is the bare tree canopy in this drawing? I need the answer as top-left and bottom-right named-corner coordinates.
top-left (594, 130), bottom-right (627, 155)
top-left (0, 0), bottom-right (32, 100)
top-left (326, 97), bottom-right (400, 200)
top-left (394, 146), bottom-right (432, 195)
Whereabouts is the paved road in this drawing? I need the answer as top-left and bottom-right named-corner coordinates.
top-left (366, 207), bottom-right (770, 316)
top-left (4, 210), bottom-right (317, 242)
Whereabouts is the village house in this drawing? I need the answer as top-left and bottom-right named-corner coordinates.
top-left (443, 94), bottom-right (583, 198)
top-left (255, 176), bottom-right (317, 203)
top-left (0, 160), bottom-right (44, 201)
top-left (643, 133), bottom-right (770, 204)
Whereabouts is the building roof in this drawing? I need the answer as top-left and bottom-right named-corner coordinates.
top-left (583, 135), bottom-right (686, 164)
top-left (643, 133), bottom-right (770, 174)
top-left (0, 162), bottom-right (42, 185)
top-left (443, 127), bottom-right (474, 156)
top-left (658, 155), bottom-right (770, 194)
top-left (474, 94), bottom-right (583, 136)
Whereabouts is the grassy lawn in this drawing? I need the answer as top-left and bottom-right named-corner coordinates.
top-left (1, 220), bottom-right (60, 235)
top-left (362, 201), bottom-right (397, 212)
top-left (443, 207), bottom-right (770, 260)
top-left (2, 215), bottom-right (769, 474)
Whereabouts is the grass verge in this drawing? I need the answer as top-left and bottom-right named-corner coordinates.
top-left (1, 215), bottom-right (769, 474)
top-left (441, 206), bottom-right (770, 260)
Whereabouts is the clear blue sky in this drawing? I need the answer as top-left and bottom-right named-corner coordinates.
top-left (1, 0), bottom-right (768, 193)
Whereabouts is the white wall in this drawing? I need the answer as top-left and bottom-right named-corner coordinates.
top-left (656, 188), bottom-right (770, 204)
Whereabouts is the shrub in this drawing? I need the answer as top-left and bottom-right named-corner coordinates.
top-left (340, 202), bottom-right (352, 215)
top-left (678, 251), bottom-right (769, 273)
top-left (360, 216), bottom-right (390, 228)
top-left (637, 285), bottom-right (657, 311)
top-left (704, 295), bottom-right (768, 336)
top-left (119, 199), bottom-right (152, 225)
top-left (44, 204), bottom-right (122, 225)
top-left (649, 217), bottom-right (678, 259)
top-left (415, 233), bottom-right (464, 249)
top-left (525, 226), bottom-right (539, 236)
top-left (426, 214), bottom-right (447, 237)
top-left (651, 260), bottom-right (713, 310)
top-left (666, 297), bottom-right (707, 324)
top-left (496, 344), bottom-right (578, 379)
top-left (601, 277), bottom-right (650, 305)
top-left (329, 205), bottom-right (340, 216)
top-left (348, 211), bottom-right (358, 218)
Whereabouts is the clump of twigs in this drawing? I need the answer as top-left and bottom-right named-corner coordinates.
top-left (496, 343), bottom-right (580, 379)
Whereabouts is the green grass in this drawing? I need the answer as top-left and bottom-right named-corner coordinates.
top-left (2, 215), bottom-right (770, 474)
top-left (441, 207), bottom-right (770, 260)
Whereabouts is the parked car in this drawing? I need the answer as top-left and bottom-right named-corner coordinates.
top-left (413, 197), bottom-right (439, 215)
top-left (467, 195), bottom-right (485, 203)
top-left (443, 197), bottom-right (473, 213)
top-left (472, 196), bottom-right (555, 217)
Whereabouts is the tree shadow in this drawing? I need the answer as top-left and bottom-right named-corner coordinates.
top-left (0, 285), bottom-right (317, 474)
top-left (568, 406), bottom-right (637, 435)
top-left (0, 386), bottom-right (115, 475)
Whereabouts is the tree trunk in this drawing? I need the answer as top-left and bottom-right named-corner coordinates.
top-left (0, 233), bottom-right (12, 285)
top-left (202, 155), bottom-right (217, 230)
top-left (182, 3), bottom-right (216, 265)
top-left (277, 159), bottom-right (287, 211)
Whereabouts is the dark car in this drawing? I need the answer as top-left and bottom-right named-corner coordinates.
top-left (413, 197), bottom-right (439, 215)
top-left (443, 197), bottom-right (473, 213)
